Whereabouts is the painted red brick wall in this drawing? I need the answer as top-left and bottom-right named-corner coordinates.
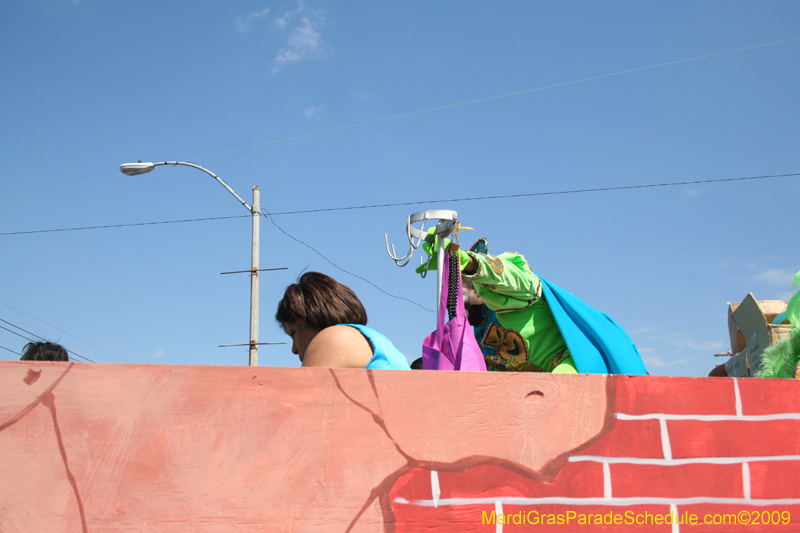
top-left (391, 377), bottom-right (800, 532)
top-left (1, 362), bottom-right (798, 532)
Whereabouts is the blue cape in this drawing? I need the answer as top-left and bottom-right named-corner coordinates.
top-left (539, 276), bottom-right (647, 375)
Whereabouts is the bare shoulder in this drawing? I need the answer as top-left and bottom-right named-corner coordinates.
top-left (302, 325), bottom-right (374, 368)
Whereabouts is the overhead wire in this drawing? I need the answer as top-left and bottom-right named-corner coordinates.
top-left (190, 37), bottom-right (800, 162)
top-left (0, 324), bottom-right (31, 341)
top-left (0, 300), bottom-right (129, 363)
top-left (265, 172), bottom-right (800, 216)
top-left (0, 214), bottom-right (250, 236)
top-left (0, 318), bottom-right (95, 363)
top-left (256, 168), bottom-right (797, 314)
top-left (2, 172), bottom-right (797, 236)
top-left (259, 209), bottom-right (435, 312)
top-left (0, 344), bottom-right (18, 355)
top-left (1, 38), bottom-right (797, 332)
top-left (2, 36), bottom-right (798, 205)
top-left (0, 318), bottom-right (46, 341)
top-left (2, 171), bottom-right (796, 316)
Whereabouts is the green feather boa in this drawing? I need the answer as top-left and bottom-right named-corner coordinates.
top-left (755, 271), bottom-right (800, 378)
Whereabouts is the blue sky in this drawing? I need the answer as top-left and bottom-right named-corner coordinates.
top-left (1, 1), bottom-right (798, 376)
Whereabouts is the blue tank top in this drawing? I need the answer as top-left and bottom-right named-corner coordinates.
top-left (343, 324), bottom-right (410, 370)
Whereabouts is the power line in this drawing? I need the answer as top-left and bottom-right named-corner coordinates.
top-left (0, 327), bottom-right (96, 362)
top-left (191, 37), bottom-right (800, 162)
top-left (0, 216), bottom-right (435, 314)
top-left (0, 324), bottom-right (31, 341)
top-left (0, 301), bottom-right (129, 363)
top-left (0, 214), bottom-right (249, 236)
top-left (2, 172), bottom-right (797, 236)
top-left (265, 172), bottom-right (800, 216)
top-left (2, 36), bottom-right (798, 205)
top-left (0, 318), bottom-right (95, 362)
top-left (0, 318), bottom-right (49, 341)
top-left (259, 210), bottom-right (435, 313)
top-left (1, 171), bottom-right (795, 316)
top-left (0, 344), bottom-right (18, 355)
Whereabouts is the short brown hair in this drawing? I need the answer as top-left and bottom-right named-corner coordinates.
top-left (276, 272), bottom-right (367, 331)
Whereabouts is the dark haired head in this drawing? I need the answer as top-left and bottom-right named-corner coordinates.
top-left (276, 272), bottom-right (367, 331)
top-left (20, 341), bottom-right (69, 362)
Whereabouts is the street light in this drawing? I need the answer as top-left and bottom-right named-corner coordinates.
top-left (120, 161), bottom-right (262, 366)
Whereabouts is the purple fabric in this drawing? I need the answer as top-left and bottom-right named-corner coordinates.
top-left (422, 250), bottom-right (487, 371)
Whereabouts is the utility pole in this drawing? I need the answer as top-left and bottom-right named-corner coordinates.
top-left (249, 186), bottom-right (260, 366)
top-left (120, 161), bottom-right (285, 365)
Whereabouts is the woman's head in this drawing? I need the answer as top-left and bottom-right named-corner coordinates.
top-left (276, 272), bottom-right (368, 360)
top-left (20, 341), bottom-right (69, 362)
top-left (276, 272), bottom-right (367, 332)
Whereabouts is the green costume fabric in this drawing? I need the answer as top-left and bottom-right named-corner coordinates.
top-left (460, 249), bottom-right (574, 372)
top-left (755, 271), bottom-right (800, 379)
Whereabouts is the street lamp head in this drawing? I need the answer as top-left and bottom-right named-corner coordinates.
top-left (120, 162), bottom-right (155, 176)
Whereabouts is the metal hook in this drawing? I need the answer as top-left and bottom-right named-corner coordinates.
top-left (385, 215), bottom-right (415, 266)
top-left (385, 234), bottom-right (413, 266)
top-left (385, 209), bottom-right (458, 269)
top-left (408, 215), bottom-right (429, 250)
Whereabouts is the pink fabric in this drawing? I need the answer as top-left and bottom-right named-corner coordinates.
top-left (422, 250), bottom-right (487, 371)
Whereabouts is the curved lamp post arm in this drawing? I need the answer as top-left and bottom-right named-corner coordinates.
top-left (120, 161), bottom-right (252, 213)
top-left (120, 159), bottom-right (261, 366)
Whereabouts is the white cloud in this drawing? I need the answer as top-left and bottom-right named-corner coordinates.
top-left (350, 90), bottom-right (373, 101)
top-left (271, 4), bottom-right (333, 73)
top-left (153, 347), bottom-right (165, 359)
top-left (642, 353), bottom-right (687, 368)
top-left (674, 338), bottom-right (725, 351)
top-left (683, 189), bottom-right (699, 198)
top-left (274, 17), bottom-right (333, 65)
top-left (236, 7), bottom-right (270, 33)
top-left (755, 268), bottom-right (797, 287)
top-left (274, 1), bottom-right (305, 29)
top-left (629, 327), bottom-right (659, 335)
top-left (304, 106), bottom-right (323, 118)
top-left (654, 333), bottom-right (726, 352)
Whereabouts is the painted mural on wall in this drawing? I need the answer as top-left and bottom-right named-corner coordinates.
top-left (1, 361), bottom-right (799, 532)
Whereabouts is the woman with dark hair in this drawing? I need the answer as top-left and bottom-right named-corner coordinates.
top-left (276, 272), bottom-right (410, 369)
top-left (20, 341), bottom-right (69, 362)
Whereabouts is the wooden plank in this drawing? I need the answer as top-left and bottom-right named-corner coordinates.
top-left (2, 361), bottom-right (800, 531)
